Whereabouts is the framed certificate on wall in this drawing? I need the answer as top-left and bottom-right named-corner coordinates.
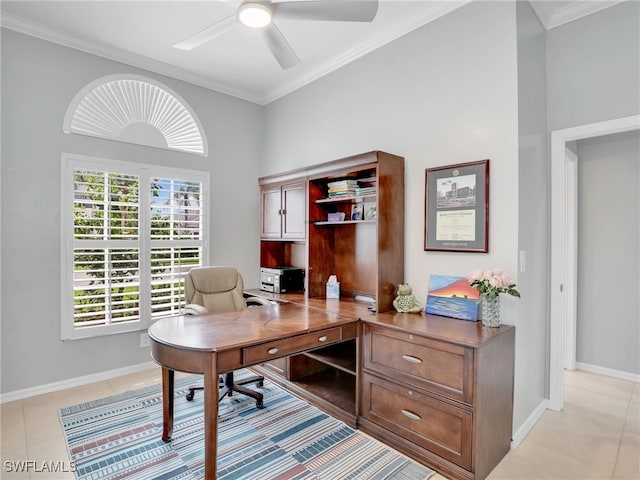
top-left (424, 159), bottom-right (489, 253)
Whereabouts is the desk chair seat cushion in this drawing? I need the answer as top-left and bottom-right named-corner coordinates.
top-left (185, 266), bottom-right (247, 313)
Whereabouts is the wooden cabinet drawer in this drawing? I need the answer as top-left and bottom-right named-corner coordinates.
top-left (361, 373), bottom-right (472, 469)
top-left (362, 324), bottom-right (473, 404)
top-left (244, 327), bottom-right (343, 365)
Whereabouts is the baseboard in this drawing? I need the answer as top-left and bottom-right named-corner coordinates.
top-left (0, 361), bottom-right (158, 404)
top-left (510, 398), bottom-right (548, 449)
top-left (576, 362), bottom-right (640, 383)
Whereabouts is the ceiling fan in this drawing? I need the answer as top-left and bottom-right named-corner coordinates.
top-left (173, 1), bottom-right (379, 69)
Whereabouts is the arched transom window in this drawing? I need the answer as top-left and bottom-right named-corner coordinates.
top-left (63, 74), bottom-right (208, 156)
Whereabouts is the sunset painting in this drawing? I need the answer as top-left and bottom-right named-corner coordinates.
top-left (425, 274), bottom-right (480, 321)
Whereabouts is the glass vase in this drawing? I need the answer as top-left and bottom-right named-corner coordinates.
top-left (479, 294), bottom-right (501, 327)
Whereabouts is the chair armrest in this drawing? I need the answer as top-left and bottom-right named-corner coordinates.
top-left (182, 303), bottom-right (209, 315)
top-left (246, 296), bottom-right (275, 307)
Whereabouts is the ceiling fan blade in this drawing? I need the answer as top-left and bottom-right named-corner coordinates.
top-left (173, 14), bottom-right (236, 50)
top-left (273, 1), bottom-right (379, 22)
top-left (261, 23), bottom-right (301, 69)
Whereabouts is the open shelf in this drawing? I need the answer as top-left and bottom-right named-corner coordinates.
top-left (289, 368), bottom-right (356, 415)
top-left (251, 362), bottom-right (357, 427)
top-left (304, 340), bottom-right (356, 375)
top-left (314, 220), bottom-right (376, 226)
top-left (315, 194), bottom-right (376, 204)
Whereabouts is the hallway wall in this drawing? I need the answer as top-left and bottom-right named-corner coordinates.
top-left (576, 130), bottom-right (640, 375)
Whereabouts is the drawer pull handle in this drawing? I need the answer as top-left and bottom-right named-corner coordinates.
top-left (267, 347), bottom-right (279, 355)
top-left (402, 355), bottom-right (423, 364)
top-left (401, 409), bottom-right (421, 421)
top-left (318, 335), bottom-right (328, 342)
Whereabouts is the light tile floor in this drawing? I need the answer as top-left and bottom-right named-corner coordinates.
top-left (1, 369), bottom-right (638, 479)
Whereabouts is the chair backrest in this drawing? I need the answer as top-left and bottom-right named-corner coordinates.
top-left (185, 266), bottom-right (247, 313)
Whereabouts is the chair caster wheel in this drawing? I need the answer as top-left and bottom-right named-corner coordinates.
top-left (256, 400), bottom-right (264, 409)
top-left (186, 391), bottom-right (195, 401)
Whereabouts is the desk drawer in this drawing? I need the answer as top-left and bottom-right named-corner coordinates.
top-left (362, 324), bottom-right (473, 404)
top-left (361, 373), bottom-right (472, 469)
top-left (244, 327), bottom-right (343, 365)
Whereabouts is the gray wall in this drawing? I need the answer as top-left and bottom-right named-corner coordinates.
top-left (546, 0), bottom-right (640, 379)
top-left (1, 29), bottom-right (263, 393)
top-left (546, 1), bottom-right (640, 131)
top-left (263, 1), bottom-right (535, 431)
top-left (516, 0), bottom-right (549, 417)
top-left (1, 0), bottom-right (637, 444)
top-left (576, 131), bottom-right (640, 374)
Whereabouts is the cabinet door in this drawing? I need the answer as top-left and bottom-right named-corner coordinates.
top-left (261, 186), bottom-right (282, 239)
top-left (282, 182), bottom-right (306, 239)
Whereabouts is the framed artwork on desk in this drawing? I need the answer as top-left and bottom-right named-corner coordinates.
top-left (364, 203), bottom-right (377, 221)
top-left (424, 159), bottom-right (489, 253)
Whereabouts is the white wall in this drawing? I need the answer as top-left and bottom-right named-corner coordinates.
top-left (0, 29), bottom-right (263, 393)
top-left (516, 0), bottom-right (549, 421)
top-left (263, 1), bottom-right (528, 429)
top-left (576, 131), bottom-right (640, 375)
top-left (546, 1), bottom-right (640, 131)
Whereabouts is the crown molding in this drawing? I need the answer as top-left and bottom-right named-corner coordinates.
top-left (262, 1), bottom-right (472, 104)
top-left (2, 3), bottom-right (472, 106)
top-left (7, 1), bottom-right (617, 105)
top-left (530, 0), bottom-right (624, 30)
top-left (528, 1), bottom-right (553, 28)
top-left (1, 12), bottom-right (264, 104)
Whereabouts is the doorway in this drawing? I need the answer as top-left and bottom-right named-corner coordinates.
top-left (549, 114), bottom-right (640, 411)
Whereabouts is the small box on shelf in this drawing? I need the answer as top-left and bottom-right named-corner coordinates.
top-left (327, 212), bottom-right (345, 222)
top-left (326, 275), bottom-right (340, 298)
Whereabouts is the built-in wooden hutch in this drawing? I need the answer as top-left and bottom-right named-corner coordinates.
top-left (251, 150), bottom-right (514, 480)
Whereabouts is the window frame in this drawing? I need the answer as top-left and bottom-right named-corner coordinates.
top-left (60, 153), bottom-right (209, 340)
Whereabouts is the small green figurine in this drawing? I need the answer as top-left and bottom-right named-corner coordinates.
top-left (393, 284), bottom-right (423, 313)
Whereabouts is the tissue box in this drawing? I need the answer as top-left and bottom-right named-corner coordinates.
top-left (327, 212), bottom-right (345, 222)
top-left (326, 282), bottom-right (340, 299)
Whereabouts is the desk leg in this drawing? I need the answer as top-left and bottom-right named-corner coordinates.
top-left (204, 354), bottom-right (218, 480)
top-left (161, 367), bottom-right (174, 442)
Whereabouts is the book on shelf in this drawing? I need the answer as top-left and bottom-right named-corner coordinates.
top-left (355, 187), bottom-right (377, 196)
top-left (357, 176), bottom-right (376, 183)
top-left (328, 187), bottom-right (357, 198)
top-left (327, 179), bottom-right (358, 188)
top-left (328, 186), bottom-right (356, 193)
top-left (328, 190), bottom-right (356, 197)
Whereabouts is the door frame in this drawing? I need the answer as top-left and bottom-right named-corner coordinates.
top-left (563, 146), bottom-right (578, 372)
top-left (549, 114), bottom-right (640, 411)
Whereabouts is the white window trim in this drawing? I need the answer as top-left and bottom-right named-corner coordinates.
top-left (60, 153), bottom-right (210, 340)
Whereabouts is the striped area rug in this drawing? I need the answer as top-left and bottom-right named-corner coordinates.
top-left (60, 372), bottom-right (434, 480)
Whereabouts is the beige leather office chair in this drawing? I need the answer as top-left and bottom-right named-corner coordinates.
top-left (183, 266), bottom-right (272, 409)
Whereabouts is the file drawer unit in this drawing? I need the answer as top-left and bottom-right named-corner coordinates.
top-left (359, 314), bottom-right (515, 480)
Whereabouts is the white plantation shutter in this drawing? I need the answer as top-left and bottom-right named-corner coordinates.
top-left (72, 248), bottom-right (140, 325)
top-left (149, 178), bottom-right (204, 318)
top-left (72, 170), bottom-right (141, 326)
top-left (61, 154), bottom-right (209, 339)
top-left (64, 75), bottom-right (208, 156)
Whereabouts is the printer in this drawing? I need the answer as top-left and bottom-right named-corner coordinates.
top-left (260, 266), bottom-right (305, 294)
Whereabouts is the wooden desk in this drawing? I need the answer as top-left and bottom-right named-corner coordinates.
top-left (148, 302), bottom-right (357, 480)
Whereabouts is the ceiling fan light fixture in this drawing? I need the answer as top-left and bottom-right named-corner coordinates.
top-left (238, 2), bottom-right (272, 29)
